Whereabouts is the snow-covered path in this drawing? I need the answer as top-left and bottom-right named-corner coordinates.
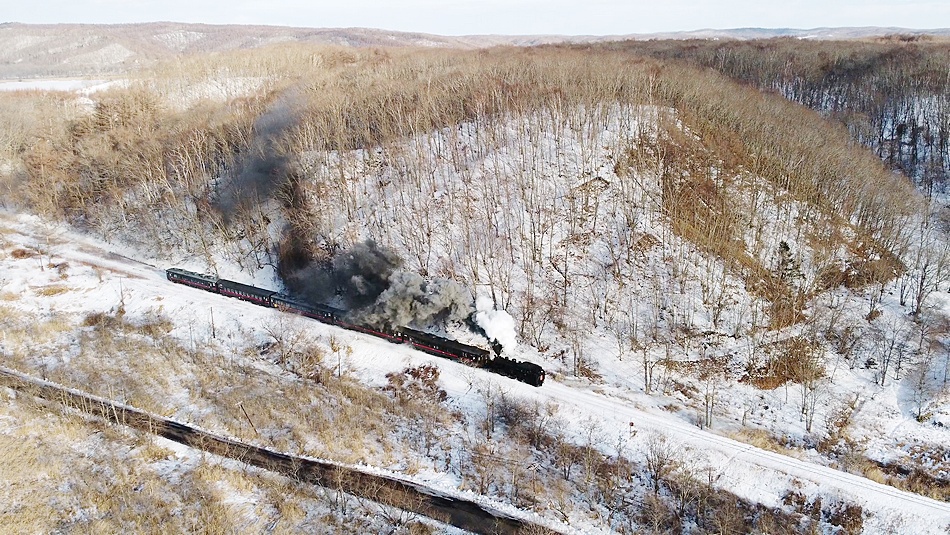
top-left (537, 381), bottom-right (950, 532)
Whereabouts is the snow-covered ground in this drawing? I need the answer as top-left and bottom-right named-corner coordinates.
top-left (0, 78), bottom-right (121, 94)
top-left (2, 208), bottom-right (950, 533)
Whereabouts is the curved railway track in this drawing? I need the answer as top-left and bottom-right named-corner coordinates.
top-left (0, 366), bottom-right (558, 535)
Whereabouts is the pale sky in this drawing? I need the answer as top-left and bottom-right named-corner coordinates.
top-left (4, 0), bottom-right (949, 36)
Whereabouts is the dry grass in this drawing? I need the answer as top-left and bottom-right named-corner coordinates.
top-left (729, 428), bottom-right (797, 455)
top-left (743, 336), bottom-right (824, 390)
top-left (0, 304), bottom-right (19, 323)
top-left (0, 310), bottom-right (73, 351)
top-left (9, 248), bottom-right (37, 259)
top-left (5, 305), bottom-right (402, 468)
top-left (0, 429), bottom-right (62, 533)
top-left (860, 462), bottom-right (889, 485)
top-left (0, 388), bottom-right (404, 534)
top-left (34, 284), bottom-right (69, 296)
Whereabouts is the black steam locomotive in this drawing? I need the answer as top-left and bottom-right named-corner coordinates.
top-left (166, 268), bottom-right (545, 387)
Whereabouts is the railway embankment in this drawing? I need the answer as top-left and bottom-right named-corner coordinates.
top-left (0, 366), bottom-right (559, 535)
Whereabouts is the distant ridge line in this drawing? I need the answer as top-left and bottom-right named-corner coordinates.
top-left (1, 22), bottom-right (948, 79)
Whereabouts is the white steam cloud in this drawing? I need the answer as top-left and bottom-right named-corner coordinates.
top-left (474, 296), bottom-right (518, 353)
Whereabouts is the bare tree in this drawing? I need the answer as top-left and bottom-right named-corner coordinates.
top-left (643, 432), bottom-right (680, 495)
top-left (641, 343), bottom-right (662, 395)
top-left (874, 318), bottom-right (910, 386)
top-left (909, 362), bottom-right (933, 422)
top-left (262, 313), bottom-right (320, 372)
top-left (907, 216), bottom-right (950, 317)
top-left (699, 370), bottom-right (721, 430)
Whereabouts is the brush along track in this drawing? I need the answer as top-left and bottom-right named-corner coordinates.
top-left (0, 366), bottom-right (554, 535)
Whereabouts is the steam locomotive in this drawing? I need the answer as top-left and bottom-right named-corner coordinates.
top-left (166, 268), bottom-right (545, 387)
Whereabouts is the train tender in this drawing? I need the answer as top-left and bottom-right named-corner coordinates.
top-left (166, 268), bottom-right (545, 387)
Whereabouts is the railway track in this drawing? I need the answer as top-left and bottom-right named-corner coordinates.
top-left (0, 366), bottom-right (558, 535)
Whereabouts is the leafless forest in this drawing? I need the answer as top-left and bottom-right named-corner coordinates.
top-left (606, 38), bottom-right (950, 196)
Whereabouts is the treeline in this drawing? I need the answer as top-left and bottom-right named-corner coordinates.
top-left (595, 38), bottom-right (950, 196)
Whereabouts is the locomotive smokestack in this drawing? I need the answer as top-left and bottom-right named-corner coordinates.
top-left (490, 340), bottom-right (503, 357)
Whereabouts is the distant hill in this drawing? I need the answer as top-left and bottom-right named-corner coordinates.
top-left (629, 26), bottom-right (950, 40)
top-left (1, 22), bottom-right (948, 79)
top-left (0, 22), bottom-right (471, 78)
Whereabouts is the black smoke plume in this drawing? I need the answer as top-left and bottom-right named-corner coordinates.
top-left (215, 91), bottom-right (300, 217)
top-left (331, 240), bottom-right (406, 310)
top-left (280, 239), bottom-right (474, 328)
top-left (282, 240), bottom-right (402, 309)
top-left (364, 271), bottom-right (473, 327)
top-left (206, 87), bottom-right (480, 332)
